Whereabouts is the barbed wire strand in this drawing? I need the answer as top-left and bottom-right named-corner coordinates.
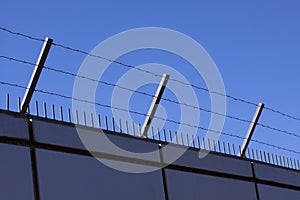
top-left (1, 55), bottom-right (300, 139)
top-left (0, 80), bottom-right (300, 155)
top-left (1, 27), bottom-right (300, 123)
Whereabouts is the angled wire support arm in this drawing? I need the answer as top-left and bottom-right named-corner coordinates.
top-left (240, 103), bottom-right (265, 157)
top-left (20, 37), bottom-right (53, 113)
top-left (141, 74), bottom-right (169, 137)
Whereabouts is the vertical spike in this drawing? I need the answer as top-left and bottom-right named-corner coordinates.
top-left (138, 123), bottom-right (141, 136)
top-left (180, 132), bottom-right (184, 145)
top-left (283, 156), bottom-right (286, 167)
top-left (151, 127), bottom-right (155, 139)
top-left (275, 154), bottom-right (278, 165)
top-left (6, 94), bottom-right (9, 111)
top-left (91, 113), bottom-right (94, 128)
top-left (125, 120), bottom-right (129, 134)
top-left (286, 157), bottom-right (290, 168)
top-left (228, 143), bottom-right (232, 155)
top-left (213, 140), bottom-right (216, 152)
top-left (27, 104), bottom-right (30, 114)
top-left (175, 131), bottom-right (178, 144)
top-left (52, 104), bottom-right (55, 120)
top-left (60, 106), bottom-right (63, 121)
top-left (223, 141), bottom-right (226, 154)
top-left (18, 97), bottom-right (21, 112)
top-left (271, 154), bottom-right (275, 164)
top-left (279, 155), bottom-right (283, 166)
top-left (68, 108), bottom-right (71, 123)
top-left (192, 136), bottom-right (196, 148)
top-left (267, 153), bottom-right (270, 164)
top-left (247, 148), bottom-right (250, 159)
top-left (98, 114), bottom-right (101, 128)
top-left (75, 110), bottom-right (79, 124)
top-left (294, 159), bottom-right (297, 170)
top-left (218, 141), bottom-right (221, 153)
top-left (169, 130), bottom-right (172, 142)
top-left (251, 149), bottom-right (255, 160)
top-left (105, 116), bottom-right (108, 130)
top-left (112, 117), bottom-right (115, 132)
top-left (202, 137), bottom-right (206, 150)
top-left (83, 112), bottom-right (87, 126)
top-left (157, 128), bottom-right (161, 141)
top-left (238, 145), bottom-right (242, 157)
top-left (263, 151), bottom-right (267, 162)
top-left (297, 160), bottom-right (300, 170)
top-left (207, 138), bottom-right (211, 150)
top-left (163, 129), bottom-right (167, 142)
top-left (197, 136), bottom-right (201, 149)
top-left (119, 119), bottom-right (122, 133)
top-left (232, 144), bottom-right (236, 156)
top-left (132, 122), bottom-right (136, 136)
top-left (43, 102), bottom-right (47, 118)
top-left (35, 101), bottom-right (39, 116)
top-left (186, 134), bottom-right (189, 146)
top-left (256, 149), bottom-right (259, 161)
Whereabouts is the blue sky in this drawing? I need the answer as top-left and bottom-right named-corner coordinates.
top-left (1, 1), bottom-right (300, 161)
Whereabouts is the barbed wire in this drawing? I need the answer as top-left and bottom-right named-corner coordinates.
top-left (0, 27), bottom-right (45, 42)
top-left (0, 26), bottom-right (261, 106)
top-left (0, 55), bottom-right (252, 124)
top-left (2, 26), bottom-right (300, 123)
top-left (0, 79), bottom-right (300, 155)
top-left (1, 55), bottom-right (300, 140)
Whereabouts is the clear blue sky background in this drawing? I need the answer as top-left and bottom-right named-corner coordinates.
top-left (1, 1), bottom-right (300, 161)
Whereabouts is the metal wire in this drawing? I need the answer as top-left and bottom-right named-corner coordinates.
top-left (0, 79), bottom-right (299, 155)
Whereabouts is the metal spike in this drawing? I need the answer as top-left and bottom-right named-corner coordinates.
top-left (112, 117), bottom-right (115, 132)
top-left (91, 113), bottom-right (94, 128)
top-left (228, 142), bottom-right (231, 155)
top-left (151, 126), bottom-right (155, 139)
top-left (132, 122), bottom-right (136, 136)
top-left (197, 136), bottom-right (201, 149)
top-left (218, 141), bottom-right (221, 153)
top-left (35, 101), bottom-right (39, 117)
top-left (98, 114), bottom-right (101, 128)
top-left (223, 141), bottom-right (226, 154)
top-left (105, 116), bottom-right (108, 130)
top-left (60, 106), bottom-right (63, 121)
top-left (52, 104), bottom-right (55, 120)
top-left (18, 97), bottom-right (21, 112)
top-left (119, 119), bottom-right (122, 133)
top-left (126, 120), bottom-right (129, 134)
top-left (76, 110), bottom-right (79, 124)
top-left (6, 94), bottom-right (9, 111)
top-left (43, 102), bottom-right (47, 118)
top-left (68, 108), bottom-right (71, 123)
top-left (175, 131), bottom-right (178, 144)
top-left (83, 112), bottom-right (87, 126)
top-left (207, 138), bottom-right (211, 150)
top-left (169, 130), bottom-right (172, 142)
top-left (157, 128), bottom-right (161, 141)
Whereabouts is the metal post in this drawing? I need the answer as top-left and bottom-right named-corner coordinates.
top-left (141, 74), bottom-right (169, 137)
top-left (20, 37), bottom-right (53, 113)
top-left (240, 103), bottom-right (264, 157)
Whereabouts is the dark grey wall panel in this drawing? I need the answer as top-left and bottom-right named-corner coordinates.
top-left (0, 112), bottom-right (28, 138)
top-left (0, 143), bottom-right (34, 200)
top-left (33, 119), bottom-right (160, 164)
top-left (36, 149), bottom-right (165, 200)
top-left (162, 145), bottom-right (253, 177)
top-left (165, 169), bottom-right (257, 200)
top-left (254, 163), bottom-right (300, 187)
top-left (258, 184), bottom-right (300, 199)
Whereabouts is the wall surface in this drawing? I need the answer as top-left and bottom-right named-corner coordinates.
top-left (0, 110), bottom-right (299, 200)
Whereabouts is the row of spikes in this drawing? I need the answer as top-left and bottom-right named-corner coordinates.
top-left (3, 94), bottom-right (300, 171)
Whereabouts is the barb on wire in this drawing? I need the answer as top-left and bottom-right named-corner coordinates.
top-left (0, 26), bottom-right (44, 42)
